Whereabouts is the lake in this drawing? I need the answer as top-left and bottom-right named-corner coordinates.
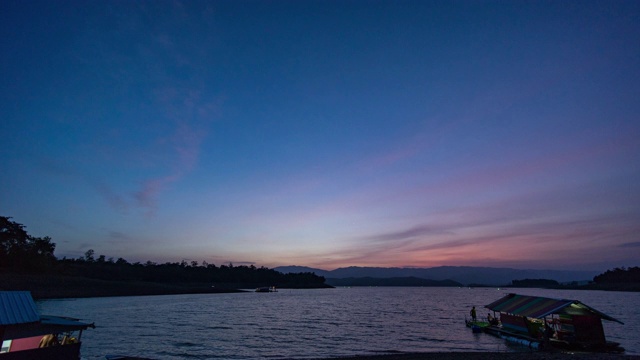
top-left (36, 287), bottom-right (639, 359)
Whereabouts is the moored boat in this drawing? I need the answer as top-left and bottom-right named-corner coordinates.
top-left (465, 319), bottom-right (490, 333)
top-left (470, 293), bottom-right (624, 352)
top-left (0, 291), bottom-right (95, 360)
top-left (255, 286), bottom-right (277, 292)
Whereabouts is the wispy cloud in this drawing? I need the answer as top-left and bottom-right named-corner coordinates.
top-left (134, 173), bottom-right (180, 212)
top-left (363, 225), bottom-right (454, 242)
top-left (619, 242), bottom-right (640, 248)
top-left (134, 89), bottom-right (219, 216)
top-left (95, 182), bottom-right (129, 213)
top-left (33, 154), bottom-right (130, 213)
top-left (304, 196), bottom-right (640, 269)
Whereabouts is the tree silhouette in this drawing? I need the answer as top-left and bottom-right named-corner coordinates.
top-left (1, 216), bottom-right (56, 271)
top-left (593, 267), bottom-right (640, 284)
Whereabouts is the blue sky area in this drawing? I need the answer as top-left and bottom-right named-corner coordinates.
top-left (1, 0), bottom-right (639, 271)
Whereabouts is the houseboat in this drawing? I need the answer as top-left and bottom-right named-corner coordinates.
top-left (0, 291), bottom-right (94, 360)
top-left (471, 293), bottom-right (624, 352)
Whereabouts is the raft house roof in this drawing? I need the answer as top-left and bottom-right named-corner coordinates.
top-left (485, 293), bottom-right (623, 324)
top-left (0, 291), bottom-right (40, 326)
top-left (0, 291), bottom-right (95, 339)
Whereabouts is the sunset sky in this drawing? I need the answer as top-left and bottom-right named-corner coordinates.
top-left (1, 0), bottom-right (639, 272)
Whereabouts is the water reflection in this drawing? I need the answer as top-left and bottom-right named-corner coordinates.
top-left (37, 287), bottom-right (638, 359)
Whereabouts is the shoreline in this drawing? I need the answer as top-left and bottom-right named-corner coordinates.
top-left (0, 273), bottom-right (243, 299)
top-left (0, 273), bottom-right (332, 299)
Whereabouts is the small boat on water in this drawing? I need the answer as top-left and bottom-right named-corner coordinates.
top-left (465, 319), bottom-right (490, 333)
top-left (466, 293), bottom-right (624, 352)
top-left (0, 291), bottom-right (95, 360)
top-left (255, 286), bottom-right (277, 293)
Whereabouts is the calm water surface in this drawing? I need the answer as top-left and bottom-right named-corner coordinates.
top-left (37, 287), bottom-right (639, 359)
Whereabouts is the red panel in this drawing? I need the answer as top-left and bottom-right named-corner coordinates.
top-left (7, 336), bottom-right (40, 351)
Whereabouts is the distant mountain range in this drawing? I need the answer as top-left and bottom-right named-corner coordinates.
top-left (326, 276), bottom-right (462, 287)
top-left (273, 265), bottom-right (600, 286)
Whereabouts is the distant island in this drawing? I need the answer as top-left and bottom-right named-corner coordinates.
top-left (274, 265), bottom-right (601, 286)
top-left (276, 265), bottom-right (640, 291)
top-left (500, 271), bottom-right (640, 291)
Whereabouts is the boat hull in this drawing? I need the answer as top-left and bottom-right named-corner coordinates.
top-left (465, 320), bottom-right (489, 333)
top-left (0, 342), bottom-right (81, 360)
top-left (482, 325), bottom-right (624, 353)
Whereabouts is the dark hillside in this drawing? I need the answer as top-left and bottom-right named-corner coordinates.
top-left (326, 277), bottom-right (462, 287)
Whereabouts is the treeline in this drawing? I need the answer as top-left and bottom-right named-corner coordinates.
top-left (57, 253), bottom-right (325, 288)
top-left (1, 216), bottom-right (326, 288)
top-left (593, 267), bottom-right (640, 284)
top-left (506, 268), bottom-right (640, 291)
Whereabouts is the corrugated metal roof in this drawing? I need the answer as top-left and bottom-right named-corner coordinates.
top-left (486, 293), bottom-right (573, 319)
top-left (0, 291), bottom-right (40, 325)
top-left (485, 293), bottom-right (623, 324)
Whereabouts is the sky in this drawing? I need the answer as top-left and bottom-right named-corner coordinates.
top-left (1, 0), bottom-right (639, 272)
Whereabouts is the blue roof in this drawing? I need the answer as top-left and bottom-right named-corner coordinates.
top-left (0, 291), bottom-right (40, 326)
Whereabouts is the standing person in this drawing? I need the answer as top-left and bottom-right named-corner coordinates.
top-left (470, 306), bottom-right (477, 321)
